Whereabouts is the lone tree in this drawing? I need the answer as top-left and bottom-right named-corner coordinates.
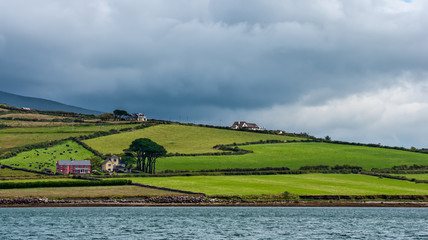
top-left (126, 138), bottom-right (166, 174)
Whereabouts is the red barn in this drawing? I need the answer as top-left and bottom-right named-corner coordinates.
top-left (56, 160), bottom-right (91, 174)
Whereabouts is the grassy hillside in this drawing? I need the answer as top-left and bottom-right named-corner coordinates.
top-left (0, 124), bottom-right (140, 154)
top-left (156, 142), bottom-right (428, 171)
top-left (0, 140), bottom-right (94, 171)
top-left (84, 124), bottom-right (304, 155)
top-left (0, 168), bottom-right (41, 179)
top-left (0, 113), bottom-right (67, 120)
top-left (127, 174), bottom-right (428, 196)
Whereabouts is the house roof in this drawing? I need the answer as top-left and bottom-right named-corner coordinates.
top-left (57, 160), bottom-right (91, 166)
top-left (101, 159), bottom-right (111, 165)
top-left (245, 123), bottom-right (259, 128)
top-left (102, 155), bottom-right (123, 165)
top-left (232, 121), bottom-right (259, 129)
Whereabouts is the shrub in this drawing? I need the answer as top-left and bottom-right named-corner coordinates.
top-left (0, 179), bottom-right (131, 189)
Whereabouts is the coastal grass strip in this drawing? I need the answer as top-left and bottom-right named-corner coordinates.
top-left (127, 174), bottom-right (428, 196)
top-left (0, 179), bottom-right (131, 189)
top-left (131, 182), bottom-right (206, 196)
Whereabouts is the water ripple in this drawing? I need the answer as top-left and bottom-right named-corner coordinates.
top-left (0, 207), bottom-right (427, 239)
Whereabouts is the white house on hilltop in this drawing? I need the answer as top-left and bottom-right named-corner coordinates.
top-left (125, 113), bottom-right (147, 122)
top-left (231, 121), bottom-right (260, 131)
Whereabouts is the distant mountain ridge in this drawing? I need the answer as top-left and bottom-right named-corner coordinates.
top-left (0, 91), bottom-right (103, 115)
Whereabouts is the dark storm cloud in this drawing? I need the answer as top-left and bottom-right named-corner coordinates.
top-left (1, 0), bottom-right (428, 146)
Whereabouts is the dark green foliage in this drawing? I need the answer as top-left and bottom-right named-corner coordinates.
top-left (331, 165), bottom-right (363, 172)
top-left (99, 113), bottom-right (115, 121)
top-left (127, 138), bottom-right (167, 173)
top-left (89, 156), bottom-right (103, 169)
top-left (0, 179), bottom-right (131, 189)
top-left (362, 172), bottom-right (428, 184)
top-left (371, 165), bottom-right (428, 174)
top-left (391, 164), bottom-right (428, 170)
top-left (299, 165), bottom-right (362, 173)
top-left (120, 152), bottom-right (136, 170)
top-left (113, 109), bottom-right (129, 120)
top-left (300, 165), bottom-right (330, 171)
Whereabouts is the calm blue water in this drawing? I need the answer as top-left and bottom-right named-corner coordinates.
top-left (0, 207), bottom-right (427, 239)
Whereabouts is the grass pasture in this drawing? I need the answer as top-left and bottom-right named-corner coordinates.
top-left (0, 178), bottom-right (86, 185)
top-left (0, 113), bottom-right (66, 120)
top-left (127, 174), bottom-right (428, 196)
top-left (0, 123), bottom-right (141, 154)
top-left (0, 140), bottom-right (94, 171)
top-left (0, 168), bottom-right (41, 180)
top-left (84, 124), bottom-right (304, 155)
top-left (0, 120), bottom-right (79, 127)
top-left (156, 142), bottom-right (428, 171)
top-left (0, 185), bottom-right (181, 199)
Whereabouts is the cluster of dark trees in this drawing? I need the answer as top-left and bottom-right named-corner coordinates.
top-left (125, 138), bottom-right (166, 174)
top-left (97, 109), bottom-right (130, 121)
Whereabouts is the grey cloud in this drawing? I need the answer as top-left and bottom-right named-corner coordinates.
top-left (1, 0), bottom-right (428, 146)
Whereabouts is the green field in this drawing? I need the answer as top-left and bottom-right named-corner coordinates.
top-left (0, 185), bottom-right (181, 199)
top-left (0, 168), bottom-right (42, 179)
top-left (126, 174), bottom-right (428, 196)
top-left (0, 140), bottom-right (94, 171)
top-left (84, 124), bottom-right (303, 155)
top-left (0, 178), bottom-right (86, 184)
top-left (156, 142), bottom-right (428, 171)
top-left (393, 174), bottom-right (428, 180)
top-left (0, 123), bottom-right (141, 153)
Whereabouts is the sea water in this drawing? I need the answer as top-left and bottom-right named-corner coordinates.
top-left (0, 207), bottom-right (427, 239)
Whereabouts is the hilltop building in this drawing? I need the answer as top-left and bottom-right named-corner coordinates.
top-left (102, 155), bottom-right (128, 173)
top-left (125, 113), bottom-right (147, 122)
top-left (56, 160), bottom-right (91, 174)
top-left (272, 130), bottom-right (284, 134)
top-left (231, 121), bottom-right (260, 131)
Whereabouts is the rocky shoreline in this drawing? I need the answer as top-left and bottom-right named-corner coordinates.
top-left (1, 196), bottom-right (428, 208)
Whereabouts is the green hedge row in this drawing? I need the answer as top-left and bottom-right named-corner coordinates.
top-left (0, 179), bottom-right (131, 189)
top-left (362, 172), bottom-right (428, 184)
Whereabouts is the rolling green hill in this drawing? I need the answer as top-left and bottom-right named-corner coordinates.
top-left (0, 124), bottom-right (141, 156)
top-left (156, 142), bottom-right (428, 171)
top-left (84, 124), bottom-right (304, 155)
top-left (127, 174), bottom-right (428, 196)
top-left (0, 140), bottom-right (94, 171)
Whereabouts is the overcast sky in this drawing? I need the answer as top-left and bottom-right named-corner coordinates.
top-left (1, 0), bottom-right (428, 147)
